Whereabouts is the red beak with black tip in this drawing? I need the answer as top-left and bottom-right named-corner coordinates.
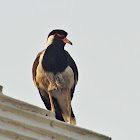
top-left (62, 37), bottom-right (72, 45)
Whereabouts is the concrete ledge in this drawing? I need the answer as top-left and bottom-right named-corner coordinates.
top-left (0, 128), bottom-right (37, 140)
top-left (0, 116), bottom-right (74, 140)
top-left (0, 94), bottom-right (55, 118)
top-left (0, 85), bottom-right (111, 140)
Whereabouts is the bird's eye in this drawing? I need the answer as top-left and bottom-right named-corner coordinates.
top-left (54, 33), bottom-right (58, 38)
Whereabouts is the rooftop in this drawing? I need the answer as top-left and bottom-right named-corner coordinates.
top-left (0, 85), bottom-right (111, 140)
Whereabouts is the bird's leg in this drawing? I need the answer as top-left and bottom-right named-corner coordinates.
top-left (66, 89), bottom-right (71, 123)
top-left (48, 92), bottom-right (55, 112)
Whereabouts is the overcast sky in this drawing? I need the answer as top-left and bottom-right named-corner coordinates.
top-left (0, 0), bottom-right (140, 140)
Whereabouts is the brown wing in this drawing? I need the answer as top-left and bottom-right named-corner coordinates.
top-left (32, 49), bottom-right (45, 84)
top-left (66, 51), bottom-right (78, 100)
top-left (32, 49), bottom-right (52, 111)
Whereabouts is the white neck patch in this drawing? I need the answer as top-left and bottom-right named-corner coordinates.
top-left (47, 35), bottom-right (54, 47)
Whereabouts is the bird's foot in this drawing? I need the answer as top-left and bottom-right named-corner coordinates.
top-left (51, 108), bottom-right (55, 112)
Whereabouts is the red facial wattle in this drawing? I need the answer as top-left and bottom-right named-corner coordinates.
top-left (54, 33), bottom-right (72, 45)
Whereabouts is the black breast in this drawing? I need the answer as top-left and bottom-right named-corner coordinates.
top-left (42, 46), bottom-right (68, 74)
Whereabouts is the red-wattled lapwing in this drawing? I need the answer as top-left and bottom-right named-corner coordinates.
top-left (32, 29), bottom-right (78, 125)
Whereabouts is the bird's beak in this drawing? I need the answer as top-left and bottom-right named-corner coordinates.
top-left (62, 37), bottom-right (72, 45)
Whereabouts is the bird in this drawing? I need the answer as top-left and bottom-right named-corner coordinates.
top-left (32, 29), bottom-right (78, 125)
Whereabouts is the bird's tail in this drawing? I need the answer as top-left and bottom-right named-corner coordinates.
top-left (52, 97), bottom-right (65, 122)
top-left (52, 97), bottom-right (76, 125)
top-left (61, 106), bottom-right (76, 125)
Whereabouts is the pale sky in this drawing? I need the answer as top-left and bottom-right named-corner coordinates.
top-left (0, 0), bottom-right (140, 140)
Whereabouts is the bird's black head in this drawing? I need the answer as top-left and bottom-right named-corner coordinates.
top-left (47, 29), bottom-right (72, 47)
top-left (48, 29), bottom-right (68, 38)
